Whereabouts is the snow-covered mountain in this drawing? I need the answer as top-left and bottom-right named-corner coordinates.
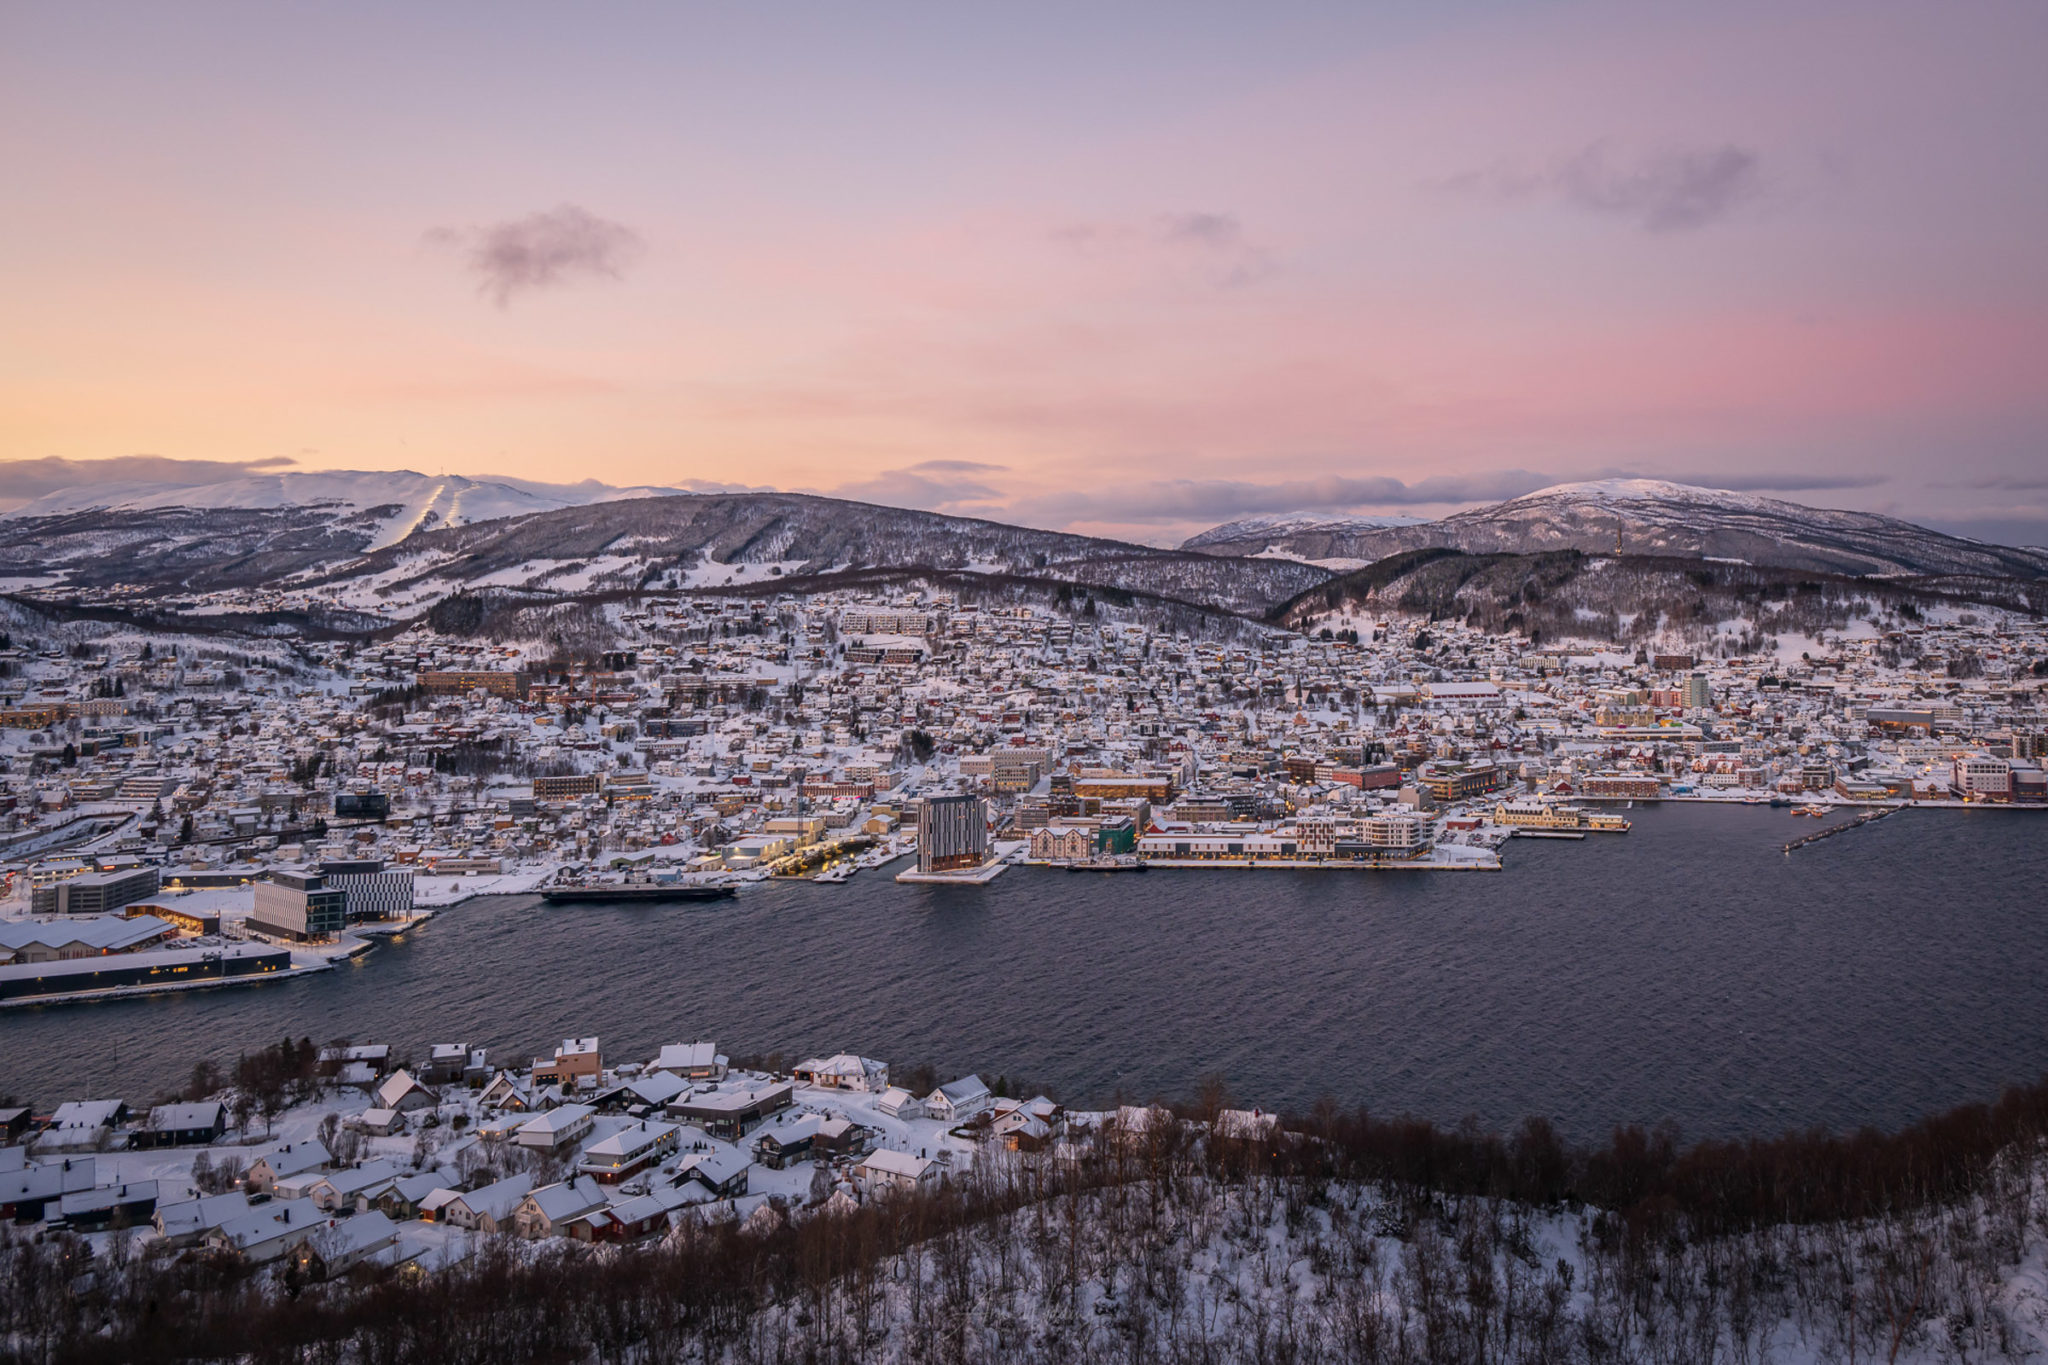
top-left (2, 470), bottom-right (685, 551)
top-left (306, 492), bottom-right (1330, 618)
top-left (1187, 479), bottom-right (2048, 580)
top-left (0, 481), bottom-right (1330, 620)
top-left (4, 473), bottom-right (2042, 631)
top-left (1181, 512), bottom-right (1427, 563)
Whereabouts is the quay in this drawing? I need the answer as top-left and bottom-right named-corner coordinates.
top-left (1784, 805), bottom-right (1902, 855)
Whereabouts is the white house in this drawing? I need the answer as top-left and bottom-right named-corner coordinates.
top-left (875, 1087), bottom-right (923, 1120)
top-left (478, 1071), bottom-right (533, 1111)
top-left (435, 1172), bottom-right (535, 1232)
top-left (577, 1120), bottom-right (681, 1182)
top-left (347, 1107), bottom-right (407, 1138)
top-left (301, 1159), bottom-right (405, 1212)
top-left (857, 1148), bottom-right (938, 1196)
top-left (244, 1140), bottom-right (331, 1193)
top-left (207, 1198), bottom-right (324, 1262)
top-left (290, 1210), bottom-right (401, 1278)
top-left (793, 1054), bottom-right (889, 1092)
top-left (516, 1103), bottom-right (595, 1152)
top-left (512, 1176), bottom-right (608, 1239)
top-left (154, 1191), bottom-right (251, 1247)
top-left (924, 1076), bottom-right (992, 1124)
top-left (649, 1041), bottom-right (727, 1081)
top-left (40, 1100), bottom-right (126, 1149)
top-left (373, 1069), bottom-right (438, 1114)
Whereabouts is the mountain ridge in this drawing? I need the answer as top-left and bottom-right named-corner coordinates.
top-left (1184, 479), bottom-right (2048, 580)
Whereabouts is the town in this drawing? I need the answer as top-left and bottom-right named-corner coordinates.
top-left (0, 1030), bottom-right (1096, 1271)
top-left (0, 583), bottom-right (2044, 1004)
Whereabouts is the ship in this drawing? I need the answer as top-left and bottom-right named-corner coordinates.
top-left (1061, 855), bottom-right (1148, 873)
top-left (542, 881), bottom-right (737, 904)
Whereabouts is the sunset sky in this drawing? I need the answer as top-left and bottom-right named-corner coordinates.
top-left (4, 1), bottom-right (2046, 546)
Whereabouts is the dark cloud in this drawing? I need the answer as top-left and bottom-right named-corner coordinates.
top-left (1936, 474), bottom-right (2048, 492)
top-left (427, 205), bottom-right (645, 307)
top-left (0, 454), bottom-right (296, 503)
top-left (1445, 143), bottom-right (1765, 233)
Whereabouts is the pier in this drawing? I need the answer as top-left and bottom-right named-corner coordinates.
top-left (1784, 805), bottom-right (1901, 854)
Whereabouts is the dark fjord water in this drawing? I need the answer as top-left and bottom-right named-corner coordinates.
top-left (5, 803), bottom-right (2045, 1141)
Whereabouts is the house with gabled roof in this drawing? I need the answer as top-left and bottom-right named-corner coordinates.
top-left (373, 1069), bottom-right (438, 1114)
top-left (41, 1100), bottom-right (127, 1149)
top-left (649, 1041), bottom-right (726, 1081)
top-left (153, 1190), bottom-right (250, 1247)
top-left (134, 1101), bottom-right (226, 1147)
top-left (301, 1159), bottom-right (404, 1212)
top-left (244, 1139), bottom-right (330, 1193)
top-left (923, 1076), bottom-right (992, 1124)
top-left (206, 1197), bottom-right (323, 1262)
top-left (478, 1071), bottom-right (532, 1111)
top-left (857, 1148), bottom-right (938, 1196)
top-left (366, 1169), bottom-right (450, 1220)
top-left (571, 1180), bottom-right (705, 1243)
top-left (754, 1114), bottom-right (865, 1169)
top-left (794, 1054), bottom-right (888, 1093)
top-left (515, 1103), bottom-right (595, 1152)
top-left (875, 1086), bottom-right (923, 1119)
top-left (676, 1146), bottom-right (749, 1199)
top-left (435, 1172), bottom-right (535, 1232)
top-left (289, 1210), bottom-right (401, 1279)
top-left (577, 1119), bottom-right (680, 1183)
top-left (512, 1176), bottom-right (608, 1239)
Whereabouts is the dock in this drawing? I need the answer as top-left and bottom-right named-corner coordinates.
top-left (1784, 805), bottom-right (1901, 854)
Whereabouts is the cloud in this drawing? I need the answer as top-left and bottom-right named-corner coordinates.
top-left (426, 205), bottom-right (645, 306)
top-left (1933, 474), bottom-right (2048, 492)
top-left (1053, 210), bottom-right (1274, 285)
top-left (898, 459), bottom-right (1008, 475)
top-left (1660, 471), bottom-right (1886, 493)
top-left (0, 454), bottom-right (297, 503)
top-left (1444, 143), bottom-right (1765, 233)
top-left (828, 462), bottom-right (1010, 513)
top-left (1016, 469), bottom-right (1556, 526)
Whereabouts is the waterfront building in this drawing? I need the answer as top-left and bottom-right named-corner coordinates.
top-left (1953, 754), bottom-right (2013, 800)
top-left (917, 793), bottom-right (989, 873)
top-left (249, 871), bottom-right (347, 943)
top-left (0, 943), bottom-right (290, 1002)
top-left (318, 859), bottom-right (415, 921)
top-left (31, 866), bottom-right (160, 916)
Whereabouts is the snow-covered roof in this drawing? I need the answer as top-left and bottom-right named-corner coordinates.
top-left (652, 1041), bottom-right (719, 1072)
top-left (0, 915), bottom-right (172, 955)
top-left (860, 1149), bottom-right (934, 1179)
top-left (518, 1103), bottom-right (594, 1137)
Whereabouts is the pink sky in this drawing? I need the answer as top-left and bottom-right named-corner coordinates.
top-left (3, 0), bottom-right (2045, 546)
